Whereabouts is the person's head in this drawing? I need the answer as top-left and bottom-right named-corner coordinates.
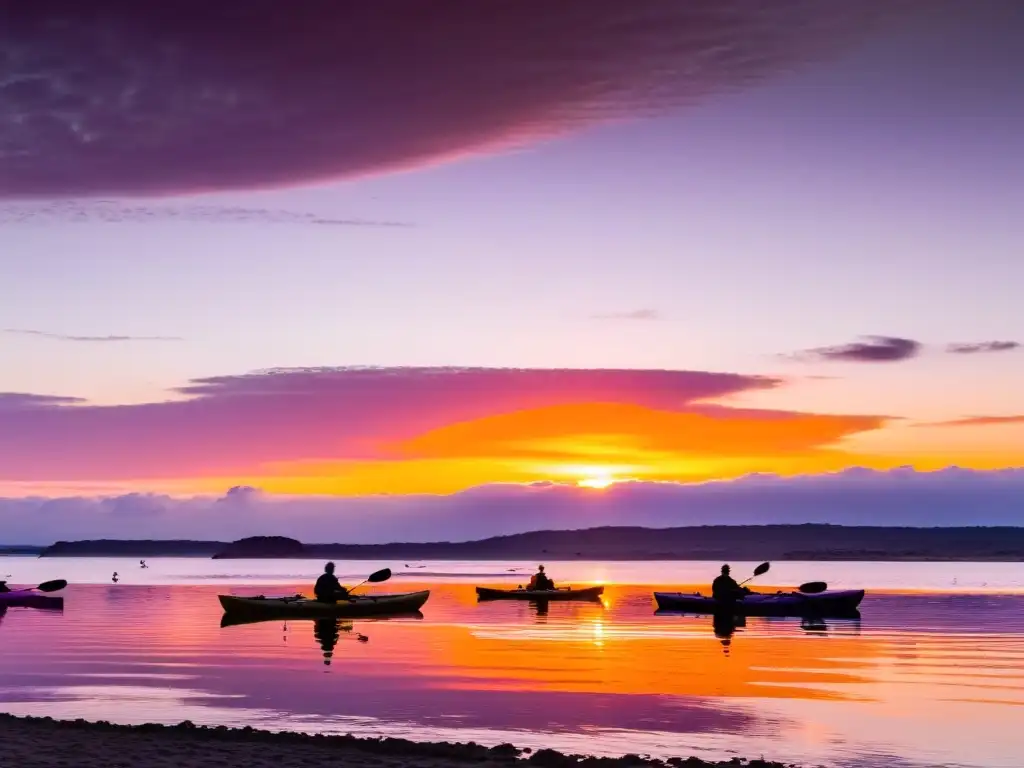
top-left (538, 565), bottom-right (545, 572)
top-left (325, 561), bottom-right (336, 574)
top-left (721, 564), bottom-right (730, 575)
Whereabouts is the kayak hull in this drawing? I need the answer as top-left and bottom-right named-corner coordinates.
top-left (0, 590), bottom-right (64, 610)
top-left (218, 590), bottom-right (430, 618)
top-left (220, 610), bottom-right (424, 629)
top-left (653, 589), bottom-right (865, 617)
top-left (476, 585), bottom-right (604, 602)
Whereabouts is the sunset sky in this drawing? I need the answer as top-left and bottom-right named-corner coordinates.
top-left (1, 2), bottom-right (1022, 536)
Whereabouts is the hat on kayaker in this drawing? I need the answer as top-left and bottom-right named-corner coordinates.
top-left (325, 561), bottom-right (336, 572)
top-left (721, 564), bottom-right (730, 574)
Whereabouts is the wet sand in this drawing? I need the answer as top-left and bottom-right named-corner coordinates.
top-left (0, 714), bottom-right (792, 768)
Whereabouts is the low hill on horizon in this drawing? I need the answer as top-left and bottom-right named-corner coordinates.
top-left (31, 524), bottom-right (1024, 561)
top-left (37, 539), bottom-right (225, 558)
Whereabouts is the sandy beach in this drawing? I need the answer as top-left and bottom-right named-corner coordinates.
top-left (0, 714), bottom-right (792, 768)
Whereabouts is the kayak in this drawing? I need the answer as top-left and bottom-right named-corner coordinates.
top-left (653, 589), bottom-right (865, 617)
top-left (218, 590), bottom-right (430, 618)
top-left (220, 610), bottom-right (424, 628)
top-left (0, 589), bottom-right (64, 610)
top-left (475, 585), bottom-right (604, 602)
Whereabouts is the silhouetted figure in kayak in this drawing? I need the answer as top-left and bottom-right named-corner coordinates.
top-left (111, 572), bottom-right (119, 584)
top-left (314, 562), bottom-right (350, 603)
top-left (527, 565), bottom-right (554, 591)
top-left (140, 560), bottom-right (148, 569)
top-left (711, 565), bottom-right (748, 604)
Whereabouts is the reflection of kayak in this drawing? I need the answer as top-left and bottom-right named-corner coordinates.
top-left (220, 609), bottom-right (424, 628)
top-left (0, 590), bottom-right (64, 610)
top-left (475, 585), bottom-right (604, 601)
top-left (218, 591), bottom-right (430, 618)
top-left (653, 589), bottom-right (865, 617)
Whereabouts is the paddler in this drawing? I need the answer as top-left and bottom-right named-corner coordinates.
top-left (711, 564), bottom-right (749, 603)
top-left (314, 561), bottom-right (351, 603)
top-left (527, 564), bottom-right (555, 591)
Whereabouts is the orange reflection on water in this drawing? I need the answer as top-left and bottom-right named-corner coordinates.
top-left (417, 591), bottom-right (874, 701)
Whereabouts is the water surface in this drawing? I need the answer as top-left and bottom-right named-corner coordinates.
top-left (0, 558), bottom-right (1022, 767)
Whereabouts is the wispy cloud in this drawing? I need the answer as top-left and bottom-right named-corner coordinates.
top-left (592, 309), bottom-right (663, 321)
top-left (945, 340), bottom-right (1020, 355)
top-left (0, 201), bottom-right (412, 228)
top-left (4, 328), bottom-right (183, 343)
top-left (923, 415), bottom-right (1024, 428)
top-left (0, 393), bottom-right (86, 410)
top-left (788, 336), bottom-right (922, 363)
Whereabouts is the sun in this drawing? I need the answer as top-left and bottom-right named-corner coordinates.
top-left (577, 473), bottom-right (617, 489)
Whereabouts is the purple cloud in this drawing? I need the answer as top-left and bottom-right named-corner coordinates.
top-left (1, 468), bottom-right (1022, 544)
top-left (946, 341), bottom-right (1021, 355)
top-left (0, 393), bottom-right (86, 410)
top-left (0, 366), bottom-right (780, 481)
top-left (790, 336), bottom-right (922, 363)
top-left (0, 2), bottom-right (911, 199)
top-left (5, 328), bottom-right (182, 343)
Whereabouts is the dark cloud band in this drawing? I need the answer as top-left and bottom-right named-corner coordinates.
top-left (792, 336), bottom-right (922, 363)
top-left (0, 1), bottom-right (910, 199)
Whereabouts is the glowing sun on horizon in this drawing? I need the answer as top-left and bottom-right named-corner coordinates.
top-left (577, 473), bottom-right (618, 489)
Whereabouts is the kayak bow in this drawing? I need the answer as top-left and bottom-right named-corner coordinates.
top-left (0, 589), bottom-right (65, 610)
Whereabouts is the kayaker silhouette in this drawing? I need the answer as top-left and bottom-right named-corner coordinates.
top-left (314, 562), bottom-right (350, 603)
top-left (140, 560), bottom-right (148, 569)
top-left (711, 564), bottom-right (748, 603)
top-left (527, 565), bottom-right (554, 591)
top-left (111, 572), bottom-right (119, 583)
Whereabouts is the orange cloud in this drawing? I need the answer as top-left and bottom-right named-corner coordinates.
top-left (249, 402), bottom-right (892, 495)
top-left (5, 366), bottom-right (1023, 497)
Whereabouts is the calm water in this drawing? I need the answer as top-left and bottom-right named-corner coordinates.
top-left (1, 558), bottom-right (1023, 768)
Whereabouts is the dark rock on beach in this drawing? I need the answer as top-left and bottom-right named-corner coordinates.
top-left (0, 714), bottom-right (798, 768)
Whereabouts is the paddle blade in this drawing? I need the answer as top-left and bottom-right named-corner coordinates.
top-left (753, 562), bottom-right (770, 577)
top-left (37, 579), bottom-right (67, 593)
top-left (367, 568), bottom-right (392, 583)
top-left (799, 581), bottom-right (828, 594)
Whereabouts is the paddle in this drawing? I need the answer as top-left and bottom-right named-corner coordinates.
top-left (798, 581), bottom-right (828, 594)
top-left (737, 562), bottom-right (770, 588)
top-left (35, 579), bottom-right (67, 593)
top-left (345, 568), bottom-right (391, 596)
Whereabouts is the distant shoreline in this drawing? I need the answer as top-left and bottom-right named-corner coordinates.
top-left (26, 524), bottom-right (1024, 561)
top-left (0, 713), bottom-right (790, 768)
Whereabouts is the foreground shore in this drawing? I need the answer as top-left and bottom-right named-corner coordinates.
top-left (0, 714), bottom-right (793, 768)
